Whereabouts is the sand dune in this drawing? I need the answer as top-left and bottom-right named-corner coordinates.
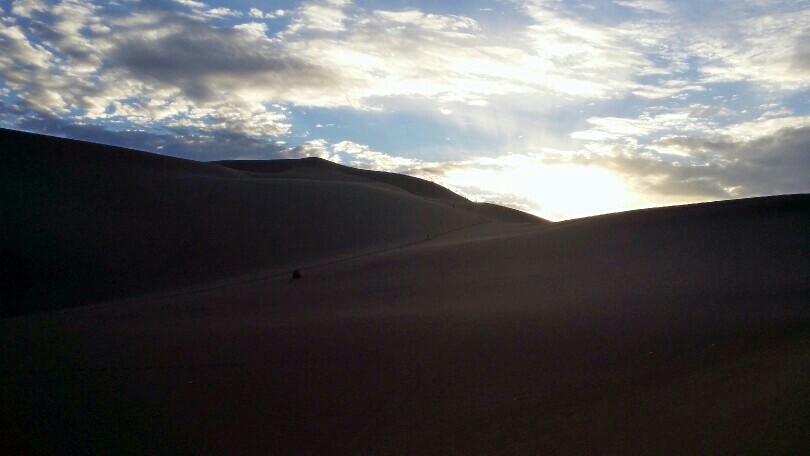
top-left (214, 157), bottom-right (547, 224)
top-left (1, 128), bottom-right (808, 454)
top-left (2, 128), bottom-right (544, 316)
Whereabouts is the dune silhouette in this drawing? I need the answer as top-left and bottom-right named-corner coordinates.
top-left (1, 128), bottom-right (546, 316)
top-left (1, 128), bottom-right (808, 454)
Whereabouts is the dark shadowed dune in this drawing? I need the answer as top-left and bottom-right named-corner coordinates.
top-left (1, 128), bottom-right (543, 316)
top-left (1, 128), bottom-right (808, 454)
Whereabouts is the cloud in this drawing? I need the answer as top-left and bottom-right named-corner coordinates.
top-left (567, 95), bottom-right (810, 202)
top-left (570, 108), bottom-right (721, 143)
top-left (601, 126), bottom-right (810, 198)
top-left (202, 7), bottom-right (242, 18)
top-left (516, 2), bottom-right (654, 98)
top-left (1, 102), bottom-right (293, 161)
top-left (690, 7), bottom-right (810, 91)
top-left (717, 115), bottom-right (810, 141)
top-left (0, 5), bottom-right (337, 137)
top-left (105, 13), bottom-right (336, 105)
top-left (7, 0), bottom-right (801, 140)
top-left (288, 0), bottom-right (351, 33)
top-left (173, 0), bottom-right (207, 8)
top-left (248, 8), bottom-right (284, 19)
top-left (631, 80), bottom-right (706, 99)
top-left (282, 138), bottom-right (335, 160)
top-left (3, 0), bottom-right (807, 127)
top-left (333, 140), bottom-right (422, 173)
top-left (275, 0), bottom-right (675, 111)
top-left (0, 0), bottom-right (111, 113)
top-left (10, 0), bottom-right (49, 18)
top-left (614, 0), bottom-right (672, 15)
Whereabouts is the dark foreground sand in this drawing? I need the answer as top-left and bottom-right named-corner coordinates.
top-left (1, 129), bottom-right (809, 454)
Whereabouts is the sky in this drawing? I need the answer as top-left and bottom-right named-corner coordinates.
top-left (1, 0), bottom-right (809, 220)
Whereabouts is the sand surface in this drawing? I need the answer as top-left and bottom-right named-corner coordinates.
top-left (1, 129), bottom-right (809, 454)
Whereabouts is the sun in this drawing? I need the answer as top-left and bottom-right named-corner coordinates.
top-left (441, 157), bottom-right (640, 221)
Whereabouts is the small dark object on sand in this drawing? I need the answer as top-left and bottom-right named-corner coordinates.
top-left (292, 269), bottom-right (302, 279)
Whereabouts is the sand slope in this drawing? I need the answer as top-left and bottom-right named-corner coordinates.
top-left (1, 129), bottom-right (808, 454)
top-left (1, 128), bottom-right (543, 316)
top-left (214, 157), bottom-right (547, 224)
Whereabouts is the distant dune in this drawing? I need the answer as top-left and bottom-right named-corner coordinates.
top-left (214, 157), bottom-right (545, 224)
top-left (1, 128), bottom-right (808, 454)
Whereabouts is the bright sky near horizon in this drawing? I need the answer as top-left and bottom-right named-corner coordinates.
top-left (1, 0), bottom-right (809, 220)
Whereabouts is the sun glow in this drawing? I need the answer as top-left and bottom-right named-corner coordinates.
top-left (440, 158), bottom-right (639, 221)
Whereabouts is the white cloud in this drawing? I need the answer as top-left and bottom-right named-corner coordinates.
top-left (690, 8), bottom-right (810, 91)
top-left (570, 108), bottom-right (720, 144)
top-left (276, 1), bottom-right (675, 110)
top-left (333, 140), bottom-right (422, 172)
top-left (174, 0), bottom-right (207, 8)
top-left (0, 0), bottom-right (716, 132)
top-left (614, 0), bottom-right (673, 15)
top-left (0, 5), bottom-right (305, 136)
top-left (287, 138), bottom-right (334, 159)
top-left (203, 7), bottom-right (242, 18)
top-left (632, 80), bottom-right (706, 99)
top-left (758, 107), bottom-right (793, 119)
top-left (247, 8), bottom-right (282, 19)
top-left (717, 115), bottom-right (810, 141)
top-left (518, 4), bottom-right (651, 98)
top-left (10, 0), bottom-right (48, 17)
top-left (288, 0), bottom-right (351, 33)
top-left (372, 10), bottom-right (479, 35)
top-left (0, 24), bottom-right (71, 113)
